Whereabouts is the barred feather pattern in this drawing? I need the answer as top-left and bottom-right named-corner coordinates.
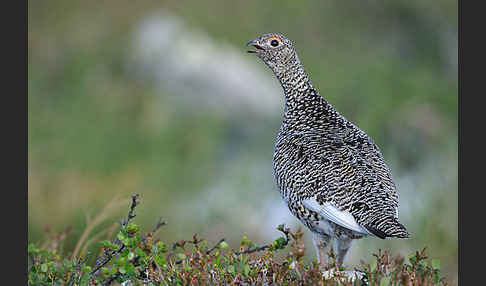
top-left (250, 33), bottom-right (409, 239)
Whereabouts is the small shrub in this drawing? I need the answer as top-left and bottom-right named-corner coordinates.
top-left (28, 195), bottom-right (452, 285)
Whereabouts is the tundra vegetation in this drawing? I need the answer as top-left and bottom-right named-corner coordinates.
top-left (28, 195), bottom-right (451, 285)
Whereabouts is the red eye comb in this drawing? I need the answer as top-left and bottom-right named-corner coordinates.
top-left (268, 36), bottom-right (281, 42)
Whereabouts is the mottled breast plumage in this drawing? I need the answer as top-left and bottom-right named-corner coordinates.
top-left (273, 91), bottom-right (403, 236)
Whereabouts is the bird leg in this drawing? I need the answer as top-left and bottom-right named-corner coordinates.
top-left (311, 232), bottom-right (331, 271)
top-left (335, 237), bottom-right (353, 267)
top-left (332, 238), bottom-right (368, 283)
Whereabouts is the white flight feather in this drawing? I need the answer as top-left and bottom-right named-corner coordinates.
top-left (302, 197), bottom-right (372, 236)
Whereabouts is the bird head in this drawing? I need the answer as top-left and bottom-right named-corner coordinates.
top-left (246, 33), bottom-right (299, 75)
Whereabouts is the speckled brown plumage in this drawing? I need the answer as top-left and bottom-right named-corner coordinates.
top-left (247, 33), bottom-right (409, 267)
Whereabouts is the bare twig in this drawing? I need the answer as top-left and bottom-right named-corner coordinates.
top-left (206, 238), bottom-right (225, 255)
top-left (233, 225), bottom-right (290, 256)
top-left (172, 233), bottom-right (204, 251)
top-left (141, 217), bottom-right (167, 244)
top-left (151, 217), bottom-right (167, 235)
top-left (90, 236), bottom-right (125, 279)
top-left (173, 225), bottom-right (291, 265)
top-left (90, 194), bottom-right (140, 278)
top-left (121, 194), bottom-right (140, 228)
top-left (174, 237), bottom-right (225, 264)
top-left (233, 244), bottom-right (272, 256)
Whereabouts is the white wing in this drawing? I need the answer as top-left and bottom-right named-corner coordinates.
top-left (302, 197), bottom-right (372, 235)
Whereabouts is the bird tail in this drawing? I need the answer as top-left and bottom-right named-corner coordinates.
top-left (365, 217), bottom-right (410, 239)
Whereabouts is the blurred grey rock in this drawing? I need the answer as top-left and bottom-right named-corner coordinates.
top-left (128, 11), bottom-right (283, 117)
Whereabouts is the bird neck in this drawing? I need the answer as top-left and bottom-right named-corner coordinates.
top-left (273, 59), bottom-right (329, 117)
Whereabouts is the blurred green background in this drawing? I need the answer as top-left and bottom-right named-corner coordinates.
top-left (28, 0), bottom-right (457, 282)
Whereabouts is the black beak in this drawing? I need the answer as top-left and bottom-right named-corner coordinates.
top-left (246, 40), bottom-right (264, 53)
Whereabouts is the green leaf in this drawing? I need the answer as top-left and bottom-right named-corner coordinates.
top-left (157, 242), bottom-right (167, 253)
top-left (218, 241), bottom-right (229, 250)
top-left (28, 243), bottom-right (39, 254)
top-left (135, 248), bottom-right (146, 258)
top-left (227, 265), bottom-right (235, 274)
top-left (122, 238), bottom-right (131, 246)
top-left (127, 252), bottom-right (135, 261)
top-left (118, 256), bottom-right (128, 265)
top-left (243, 264), bottom-right (250, 276)
top-left (241, 236), bottom-right (249, 246)
top-left (101, 240), bottom-right (112, 248)
top-left (370, 261), bottom-right (377, 272)
top-left (274, 237), bottom-right (287, 250)
top-left (120, 249), bottom-right (130, 257)
top-left (154, 254), bottom-right (167, 267)
top-left (125, 264), bottom-right (136, 276)
top-left (118, 232), bottom-right (126, 240)
top-left (380, 277), bottom-right (390, 286)
top-left (431, 259), bottom-right (441, 270)
top-left (40, 263), bottom-right (48, 273)
top-left (79, 273), bottom-right (90, 285)
top-left (119, 266), bottom-right (126, 274)
top-left (126, 223), bottom-right (139, 233)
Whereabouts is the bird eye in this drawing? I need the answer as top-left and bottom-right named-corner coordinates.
top-left (270, 39), bottom-right (279, 47)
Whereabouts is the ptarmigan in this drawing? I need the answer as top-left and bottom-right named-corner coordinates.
top-left (246, 33), bottom-right (409, 272)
